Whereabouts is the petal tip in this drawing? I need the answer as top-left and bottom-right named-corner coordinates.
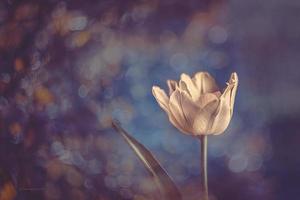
top-left (230, 72), bottom-right (238, 84)
top-left (152, 85), bottom-right (161, 95)
top-left (152, 85), bottom-right (158, 91)
top-left (167, 80), bottom-right (177, 88)
top-left (180, 73), bottom-right (190, 79)
top-left (194, 71), bottom-right (210, 77)
top-left (167, 80), bottom-right (178, 96)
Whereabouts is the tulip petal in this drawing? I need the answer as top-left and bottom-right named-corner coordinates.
top-left (168, 111), bottom-right (189, 134)
top-left (228, 72), bottom-right (238, 116)
top-left (179, 80), bottom-right (192, 97)
top-left (167, 80), bottom-right (177, 96)
top-left (169, 89), bottom-right (191, 134)
top-left (196, 93), bottom-right (219, 108)
top-left (152, 86), bottom-right (188, 133)
top-left (209, 100), bottom-right (231, 135)
top-left (209, 72), bottom-right (238, 135)
top-left (213, 91), bottom-right (222, 98)
top-left (193, 99), bottom-right (219, 135)
top-left (179, 90), bottom-right (199, 129)
top-left (193, 72), bottom-right (219, 94)
top-left (152, 86), bottom-right (169, 112)
top-left (180, 73), bottom-right (199, 101)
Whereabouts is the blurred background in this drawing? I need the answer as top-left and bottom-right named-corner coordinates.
top-left (0, 0), bottom-right (300, 199)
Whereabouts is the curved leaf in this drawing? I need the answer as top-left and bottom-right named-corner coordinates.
top-left (112, 120), bottom-right (182, 200)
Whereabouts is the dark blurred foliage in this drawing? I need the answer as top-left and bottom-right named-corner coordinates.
top-left (0, 0), bottom-right (299, 199)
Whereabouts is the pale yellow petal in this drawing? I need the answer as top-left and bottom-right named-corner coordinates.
top-left (228, 72), bottom-right (238, 115)
top-left (179, 90), bottom-right (199, 129)
top-left (167, 110), bottom-right (190, 134)
top-left (169, 89), bottom-right (191, 134)
top-left (152, 86), bottom-right (169, 112)
top-left (152, 86), bottom-right (188, 133)
top-left (178, 80), bottom-right (192, 98)
top-left (193, 72), bottom-right (219, 94)
top-left (193, 99), bottom-right (219, 135)
top-left (167, 80), bottom-right (177, 96)
top-left (196, 93), bottom-right (219, 108)
top-left (180, 73), bottom-right (199, 101)
top-left (178, 80), bottom-right (188, 92)
top-left (209, 73), bottom-right (238, 135)
top-left (209, 101), bottom-right (231, 135)
top-left (213, 91), bottom-right (222, 98)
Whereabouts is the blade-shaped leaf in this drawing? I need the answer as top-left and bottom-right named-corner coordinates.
top-left (112, 120), bottom-right (182, 200)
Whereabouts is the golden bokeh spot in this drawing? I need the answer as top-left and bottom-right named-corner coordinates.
top-left (52, 14), bottom-right (71, 36)
top-left (73, 31), bottom-right (91, 47)
top-left (0, 182), bottom-right (17, 200)
top-left (14, 58), bottom-right (24, 72)
top-left (34, 86), bottom-right (54, 106)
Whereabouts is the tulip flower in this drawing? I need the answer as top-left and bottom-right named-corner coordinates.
top-left (152, 72), bottom-right (238, 200)
top-left (152, 72), bottom-right (238, 136)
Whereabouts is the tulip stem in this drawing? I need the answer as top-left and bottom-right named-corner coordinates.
top-left (200, 135), bottom-right (209, 200)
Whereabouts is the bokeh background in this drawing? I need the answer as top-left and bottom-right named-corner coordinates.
top-left (0, 0), bottom-right (300, 199)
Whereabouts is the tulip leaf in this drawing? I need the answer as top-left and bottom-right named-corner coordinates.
top-left (112, 120), bottom-right (182, 200)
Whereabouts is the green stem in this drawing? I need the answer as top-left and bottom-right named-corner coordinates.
top-left (200, 135), bottom-right (209, 200)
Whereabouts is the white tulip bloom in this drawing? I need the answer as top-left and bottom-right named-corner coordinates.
top-left (152, 72), bottom-right (238, 135)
